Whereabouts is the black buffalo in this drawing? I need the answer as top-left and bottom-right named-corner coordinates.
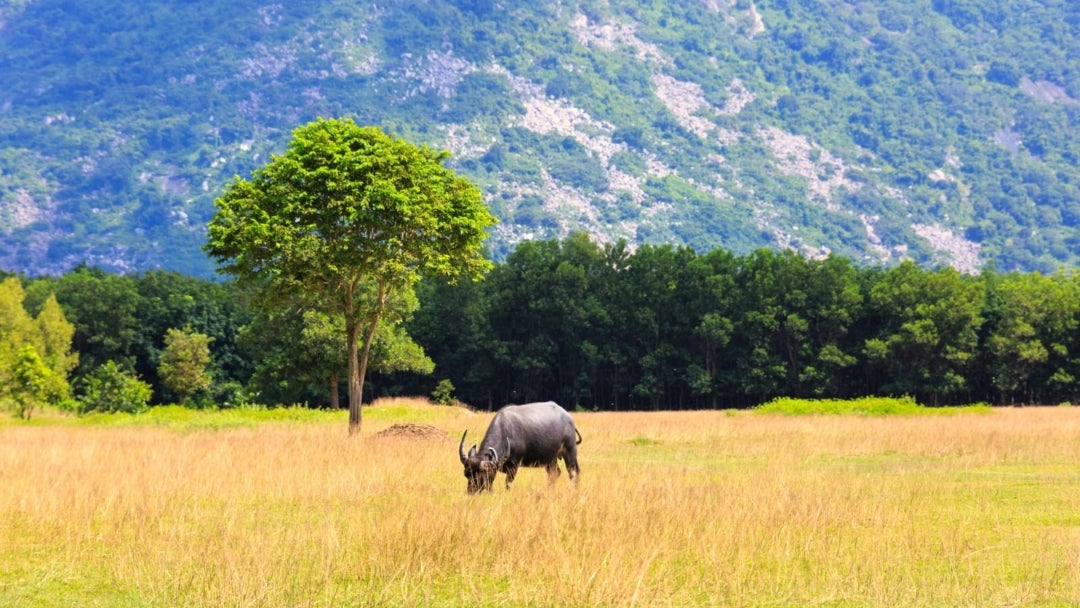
top-left (458, 401), bottom-right (582, 494)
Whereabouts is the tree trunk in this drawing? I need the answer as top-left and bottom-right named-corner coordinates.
top-left (347, 320), bottom-right (363, 436)
top-left (347, 313), bottom-right (382, 437)
top-left (329, 371), bottom-right (340, 409)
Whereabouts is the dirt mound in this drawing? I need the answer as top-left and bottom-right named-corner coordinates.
top-left (372, 423), bottom-right (449, 441)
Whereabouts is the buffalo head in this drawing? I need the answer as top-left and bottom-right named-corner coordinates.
top-left (459, 430), bottom-right (508, 494)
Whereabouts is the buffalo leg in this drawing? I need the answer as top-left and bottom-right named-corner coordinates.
top-left (546, 462), bottom-right (562, 484)
top-left (504, 462), bottom-right (519, 489)
top-left (563, 451), bottom-right (580, 487)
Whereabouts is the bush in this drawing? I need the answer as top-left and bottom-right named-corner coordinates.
top-left (214, 380), bottom-right (258, 409)
top-left (754, 396), bottom-right (994, 416)
top-left (755, 396), bottom-right (926, 416)
top-left (8, 346), bottom-right (52, 420)
top-left (431, 379), bottom-right (456, 406)
top-left (79, 361), bottom-right (153, 414)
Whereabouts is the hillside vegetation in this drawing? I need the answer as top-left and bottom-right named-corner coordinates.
top-left (1, 0), bottom-right (1079, 276)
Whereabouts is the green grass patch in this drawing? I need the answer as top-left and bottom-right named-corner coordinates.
top-left (0, 397), bottom-right (468, 431)
top-left (754, 396), bottom-right (993, 416)
top-left (43, 404), bottom-right (345, 431)
top-left (362, 402), bottom-right (453, 423)
top-left (1, 553), bottom-right (148, 608)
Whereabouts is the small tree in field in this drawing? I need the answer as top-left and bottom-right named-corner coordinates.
top-left (206, 118), bottom-right (495, 436)
top-left (79, 361), bottom-right (153, 414)
top-left (0, 278), bottom-right (77, 413)
top-left (158, 327), bottom-right (213, 405)
top-left (240, 306), bottom-right (434, 408)
top-left (10, 346), bottom-right (51, 419)
top-left (431, 379), bottom-right (456, 406)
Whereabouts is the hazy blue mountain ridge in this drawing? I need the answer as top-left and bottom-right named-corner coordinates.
top-left (1, 0), bottom-right (1078, 277)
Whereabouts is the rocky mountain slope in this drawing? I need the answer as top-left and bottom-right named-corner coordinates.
top-left (1, 0), bottom-right (1078, 277)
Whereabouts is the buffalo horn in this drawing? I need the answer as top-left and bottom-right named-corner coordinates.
top-left (458, 430), bottom-right (468, 465)
top-left (489, 438), bottom-right (510, 467)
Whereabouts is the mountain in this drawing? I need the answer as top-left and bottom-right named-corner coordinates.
top-left (1, 0), bottom-right (1079, 278)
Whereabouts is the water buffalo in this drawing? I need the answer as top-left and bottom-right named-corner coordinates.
top-left (458, 401), bottom-right (582, 494)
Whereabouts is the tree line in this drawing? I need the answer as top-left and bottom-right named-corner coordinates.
top-left (408, 234), bottom-right (1080, 409)
top-left (3, 233), bottom-right (1080, 416)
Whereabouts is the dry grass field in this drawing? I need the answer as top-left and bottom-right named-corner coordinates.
top-left (2, 400), bottom-right (1080, 607)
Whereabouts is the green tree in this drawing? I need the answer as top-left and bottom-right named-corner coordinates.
top-left (482, 234), bottom-right (611, 408)
top-left (431, 378), bottom-right (456, 405)
top-left (34, 294), bottom-right (78, 405)
top-left (409, 274), bottom-right (499, 408)
top-left (240, 305), bottom-right (433, 408)
top-left (158, 327), bottom-right (213, 405)
top-left (10, 346), bottom-right (51, 419)
top-left (1, 277), bottom-right (76, 412)
top-left (0, 277), bottom-right (38, 402)
top-left (48, 266), bottom-right (140, 377)
top-left (238, 309), bottom-right (346, 407)
top-left (980, 271), bottom-right (1080, 404)
top-left (367, 316), bottom-right (436, 377)
top-left (729, 250), bottom-right (794, 403)
top-left (296, 310), bottom-right (348, 408)
top-left (863, 262), bottom-right (984, 405)
top-left (34, 268), bottom-right (253, 406)
top-left (686, 248), bottom-right (739, 407)
top-left (79, 361), bottom-right (153, 414)
top-left (618, 244), bottom-right (700, 409)
top-left (206, 118), bottom-right (495, 435)
top-left (131, 270), bottom-right (252, 398)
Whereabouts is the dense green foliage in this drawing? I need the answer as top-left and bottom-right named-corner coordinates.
top-left (205, 118), bottom-right (495, 433)
top-left (78, 360), bottom-right (153, 415)
top-left (157, 327), bottom-right (214, 406)
top-left (0, 277), bottom-right (76, 417)
top-left (9, 346), bottom-right (50, 419)
top-left (10, 233), bottom-right (1080, 414)
top-left (8, 235), bottom-right (1080, 413)
top-left (407, 234), bottom-right (1080, 410)
top-left (23, 265), bottom-right (255, 403)
top-left (73, 404), bottom-right (342, 431)
top-left (754, 396), bottom-right (991, 416)
top-left (2, 1), bottom-right (1079, 276)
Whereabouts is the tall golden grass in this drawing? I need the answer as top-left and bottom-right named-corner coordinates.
top-left (2, 400), bottom-right (1080, 607)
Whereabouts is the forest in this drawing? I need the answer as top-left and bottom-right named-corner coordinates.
top-left (2, 232), bottom-right (1079, 416)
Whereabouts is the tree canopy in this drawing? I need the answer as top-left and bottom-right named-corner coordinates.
top-left (158, 327), bottom-right (213, 406)
top-left (0, 277), bottom-right (77, 417)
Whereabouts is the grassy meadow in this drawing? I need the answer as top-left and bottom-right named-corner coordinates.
top-left (2, 399), bottom-right (1080, 607)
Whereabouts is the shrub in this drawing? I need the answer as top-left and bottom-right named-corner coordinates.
top-left (754, 396), bottom-right (994, 416)
top-left (8, 346), bottom-right (52, 420)
top-left (79, 361), bottom-right (153, 414)
top-left (755, 396), bottom-right (926, 416)
top-left (431, 379), bottom-right (456, 406)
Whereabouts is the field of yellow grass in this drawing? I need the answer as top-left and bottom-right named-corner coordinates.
top-left (2, 399), bottom-right (1080, 607)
